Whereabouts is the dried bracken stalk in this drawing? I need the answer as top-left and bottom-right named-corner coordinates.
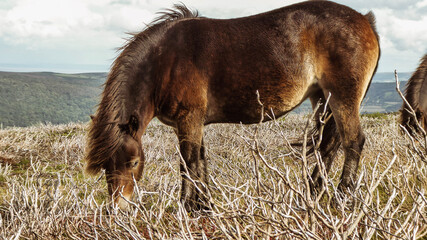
top-left (0, 111), bottom-right (425, 239)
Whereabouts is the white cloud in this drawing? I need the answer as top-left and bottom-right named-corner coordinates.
top-left (0, 0), bottom-right (303, 50)
top-left (3, 0), bottom-right (101, 38)
top-left (416, 0), bottom-right (427, 8)
top-left (0, 0), bottom-right (426, 72)
top-left (364, 6), bottom-right (427, 72)
top-left (186, 0), bottom-right (303, 18)
top-left (104, 6), bottom-right (153, 31)
top-left (339, 0), bottom-right (420, 11)
top-left (0, 0), bottom-right (155, 48)
top-left (374, 7), bottom-right (427, 51)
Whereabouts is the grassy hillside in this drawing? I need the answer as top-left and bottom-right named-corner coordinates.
top-left (0, 115), bottom-right (425, 239)
top-left (362, 81), bottom-right (406, 113)
top-left (0, 71), bottom-right (105, 127)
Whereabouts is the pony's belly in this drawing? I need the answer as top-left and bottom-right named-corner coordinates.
top-left (157, 115), bottom-right (177, 128)
top-left (205, 96), bottom-right (303, 124)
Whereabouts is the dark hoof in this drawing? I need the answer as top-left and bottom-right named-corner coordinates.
top-left (337, 181), bottom-right (355, 195)
top-left (182, 198), bottom-right (211, 214)
top-left (330, 182), bottom-right (356, 209)
top-left (309, 178), bottom-right (324, 196)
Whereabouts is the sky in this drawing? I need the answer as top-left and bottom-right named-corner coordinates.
top-left (0, 0), bottom-right (426, 73)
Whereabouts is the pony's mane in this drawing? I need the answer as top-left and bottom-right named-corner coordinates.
top-left (400, 54), bottom-right (427, 133)
top-left (118, 3), bottom-right (200, 53)
top-left (85, 4), bottom-right (201, 175)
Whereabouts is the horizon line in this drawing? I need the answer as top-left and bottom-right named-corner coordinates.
top-left (0, 63), bottom-right (413, 77)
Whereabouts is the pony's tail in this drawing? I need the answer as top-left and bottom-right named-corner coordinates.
top-left (306, 108), bottom-right (341, 159)
top-left (362, 11), bottom-right (380, 101)
top-left (292, 107), bottom-right (341, 161)
top-left (365, 11), bottom-right (379, 41)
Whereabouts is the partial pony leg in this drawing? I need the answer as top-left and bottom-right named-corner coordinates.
top-left (339, 121), bottom-right (365, 190)
top-left (326, 92), bottom-right (365, 191)
top-left (177, 111), bottom-right (208, 211)
top-left (198, 137), bottom-right (209, 207)
top-left (309, 90), bottom-right (341, 191)
top-left (200, 138), bottom-right (208, 189)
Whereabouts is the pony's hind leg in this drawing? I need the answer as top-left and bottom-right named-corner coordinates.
top-left (176, 110), bottom-right (208, 211)
top-left (200, 137), bottom-right (208, 192)
top-left (325, 91), bottom-right (366, 192)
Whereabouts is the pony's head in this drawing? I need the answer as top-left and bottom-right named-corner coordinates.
top-left (105, 134), bottom-right (144, 208)
top-left (86, 115), bottom-right (145, 209)
top-left (84, 3), bottom-right (200, 208)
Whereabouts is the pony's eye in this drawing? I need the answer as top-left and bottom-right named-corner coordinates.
top-left (129, 156), bottom-right (140, 168)
top-left (133, 161), bottom-right (139, 167)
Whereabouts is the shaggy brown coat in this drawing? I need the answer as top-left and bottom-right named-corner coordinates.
top-left (86, 1), bottom-right (380, 209)
top-left (400, 54), bottom-right (427, 136)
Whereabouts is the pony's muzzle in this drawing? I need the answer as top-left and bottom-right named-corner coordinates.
top-left (111, 187), bottom-right (133, 210)
top-left (116, 193), bottom-right (132, 209)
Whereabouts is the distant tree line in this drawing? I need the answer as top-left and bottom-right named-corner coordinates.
top-left (0, 72), bottom-right (105, 127)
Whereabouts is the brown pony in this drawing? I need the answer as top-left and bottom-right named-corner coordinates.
top-left (86, 1), bottom-right (380, 209)
top-left (400, 54), bottom-right (427, 136)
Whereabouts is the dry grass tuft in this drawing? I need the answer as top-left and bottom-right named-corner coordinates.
top-left (0, 114), bottom-right (426, 239)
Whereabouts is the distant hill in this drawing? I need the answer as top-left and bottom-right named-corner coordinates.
top-left (0, 71), bottom-right (412, 127)
top-left (0, 72), bottom-right (105, 127)
top-left (372, 72), bottom-right (412, 83)
top-left (362, 81), bottom-right (406, 113)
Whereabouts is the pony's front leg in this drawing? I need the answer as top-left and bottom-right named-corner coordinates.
top-left (177, 113), bottom-right (207, 211)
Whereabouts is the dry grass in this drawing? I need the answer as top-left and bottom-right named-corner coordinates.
top-left (0, 114), bottom-right (426, 239)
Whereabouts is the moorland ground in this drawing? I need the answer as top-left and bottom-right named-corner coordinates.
top-left (0, 114), bottom-right (426, 239)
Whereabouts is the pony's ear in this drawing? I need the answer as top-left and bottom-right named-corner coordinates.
top-left (118, 115), bottom-right (139, 136)
top-left (118, 123), bottom-right (130, 134)
top-left (90, 115), bottom-right (97, 123)
top-left (129, 115), bottom-right (139, 133)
